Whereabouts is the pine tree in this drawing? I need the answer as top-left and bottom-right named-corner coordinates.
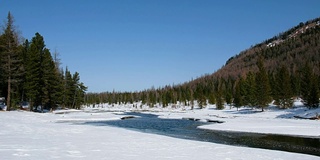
top-left (269, 72), bottom-right (278, 105)
top-left (214, 79), bottom-right (224, 110)
top-left (234, 77), bottom-right (245, 110)
top-left (225, 92), bottom-right (232, 106)
top-left (198, 94), bottom-right (206, 109)
top-left (208, 93), bottom-right (216, 105)
top-left (63, 67), bottom-right (74, 108)
top-left (19, 40), bottom-right (29, 103)
top-left (0, 12), bottom-right (23, 110)
top-left (215, 90), bottom-right (224, 110)
top-left (301, 63), bottom-right (319, 108)
top-left (244, 71), bottom-right (257, 108)
top-left (71, 72), bottom-right (87, 109)
top-left (61, 68), bottom-right (87, 109)
top-left (189, 87), bottom-right (194, 110)
top-left (224, 77), bottom-right (234, 107)
top-left (42, 49), bottom-right (63, 109)
top-left (25, 33), bottom-right (42, 109)
top-left (0, 14), bottom-right (86, 111)
top-left (290, 72), bottom-right (301, 97)
top-left (309, 76), bottom-right (319, 108)
top-left (25, 33), bottom-right (58, 111)
top-left (275, 66), bottom-right (293, 108)
top-left (255, 57), bottom-right (271, 111)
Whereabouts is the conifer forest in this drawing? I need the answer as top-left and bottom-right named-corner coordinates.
top-left (0, 12), bottom-right (87, 111)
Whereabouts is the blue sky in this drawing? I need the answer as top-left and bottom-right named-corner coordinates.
top-left (0, 0), bottom-right (319, 92)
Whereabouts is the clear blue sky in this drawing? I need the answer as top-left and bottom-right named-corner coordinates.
top-left (0, 0), bottom-right (319, 92)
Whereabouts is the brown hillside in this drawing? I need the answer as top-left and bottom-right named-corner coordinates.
top-left (213, 17), bottom-right (320, 79)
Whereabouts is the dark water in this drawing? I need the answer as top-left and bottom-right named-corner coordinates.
top-left (84, 112), bottom-right (320, 156)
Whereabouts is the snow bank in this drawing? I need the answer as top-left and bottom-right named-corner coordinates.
top-left (155, 106), bottom-right (320, 138)
top-left (0, 110), bottom-right (319, 160)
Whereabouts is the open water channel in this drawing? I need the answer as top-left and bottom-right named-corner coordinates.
top-left (84, 112), bottom-right (320, 156)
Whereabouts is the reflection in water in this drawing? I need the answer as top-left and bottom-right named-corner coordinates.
top-left (84, 112), bottom-right (320, 156)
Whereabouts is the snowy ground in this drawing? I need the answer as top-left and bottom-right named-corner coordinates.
top-left (0, 102), bottom-right (319, 159)
top-left (157, 106), bottom-right (320, 138)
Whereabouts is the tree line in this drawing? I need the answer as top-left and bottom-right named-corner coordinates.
top-left (85, 57), bottom-right (320, 111)
top-left (0, 12), bottom-right (87, 111)
top-left (85, 56), bottom-right (319, 111)
top-left (85, 18), bottom-right (320, 110)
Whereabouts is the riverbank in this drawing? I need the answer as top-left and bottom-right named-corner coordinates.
top-left (1, 107), bottom-right (319, 159)
top-left (154, 106), bottom-right (320, 138)
top-left (98, 100), bottom-right (320, 138)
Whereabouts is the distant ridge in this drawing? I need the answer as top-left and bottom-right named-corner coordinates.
top-left (211, 17), bottom-right (320, 79)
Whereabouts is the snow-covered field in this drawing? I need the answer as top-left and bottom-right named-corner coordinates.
top-left (0, 102), bottom-right (319, 160)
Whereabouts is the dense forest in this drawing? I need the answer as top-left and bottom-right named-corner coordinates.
top-left (85, 17), bottom-right (320, 110)
top-left (0, 12), bottom-right (87, 111)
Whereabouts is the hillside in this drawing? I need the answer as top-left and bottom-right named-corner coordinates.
top-left (214, 17), bottom-right (320, 79)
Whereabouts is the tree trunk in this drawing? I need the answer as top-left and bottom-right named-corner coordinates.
top-left (7, 54), bottom-right (11, 111)
top-left (7, 76), bottom-right (11, 110)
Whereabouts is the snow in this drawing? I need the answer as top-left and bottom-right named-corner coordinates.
top-left (198, 108), bottom-right (320, 138)
top-left (155, 106), bottom-right (320, 138)
top-left (1, 102), bottom-right (320, 159)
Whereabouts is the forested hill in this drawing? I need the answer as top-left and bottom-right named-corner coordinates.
top-left (214, 17), bottom-right (320, 79)
top-left (85, 17), bottom-right (320, 110)
top-left (181, 17), bottom-right (320, 110)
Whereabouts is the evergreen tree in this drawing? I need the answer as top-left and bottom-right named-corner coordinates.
top-left (71, 72), bottom-right (87, 109)
top-left (301, 63), bottom-right (319, 108)
top-left (215, 90), bottom-right (224, 110)
top-left (309, 76), bottom-right (319, 108)
top-left (274, 65), bottom-right (293, 108)
top-left (63, 67), bottom-right (74, 108)
top-left (197, 94), bottom-right (206, 109)
top-left (255, 57), bottom-right (271, 111)
top-left (161, 90), bottom-right (167, 107)
top-left (244, 72), bottom-right (257, 108)
top-left (19, 40), bottom-right (29, 103)
top-left (25, 33), bottom-right (44, 110)
top-left (0, 13), bottom-right (86, 111)
top-left (208, 93), bottom-right (216, 105)
top-left (42, 49), bottom-right (63, 109)
top-left (214, 79), bottom-right (224, 110)
top-left (24, 33), bottom-right (61, 111)
top-left (234, 82), bottom-right (241, 110)
top-left (224, 77), bottom-right (234, 107)
top-left (189, 87), bottom-right (194, 110)
top-left (0, 12), bottom-right (23, 110)
top-left (269, 72), bottom-right (278, 105)
top-left (290, 72), bottom-right (301, 97)
top-left (234, 77), bottom-right (245, 110)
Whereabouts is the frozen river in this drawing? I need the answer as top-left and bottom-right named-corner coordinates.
top-left (84, 112), bottom-right (320, 156)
